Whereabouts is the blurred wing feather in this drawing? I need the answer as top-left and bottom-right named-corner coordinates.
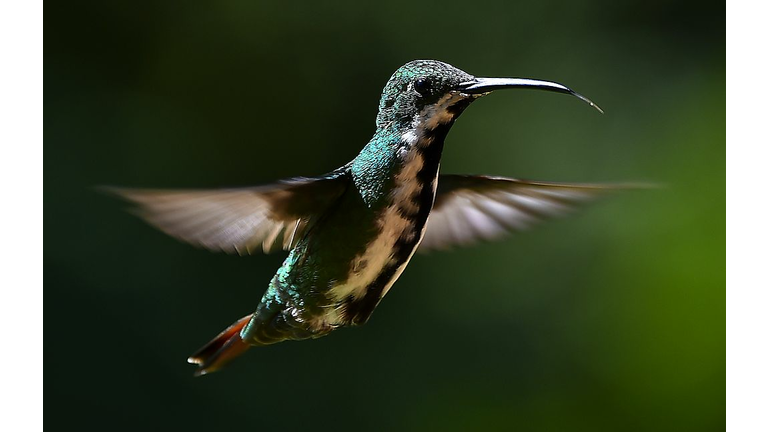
top-left (104, 175), bottom-right (348, 254)
top-left (419, 175), bottom-right (622, 251)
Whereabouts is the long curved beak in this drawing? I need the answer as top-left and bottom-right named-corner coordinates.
top-left (457, 77), bottom-right (603, 113)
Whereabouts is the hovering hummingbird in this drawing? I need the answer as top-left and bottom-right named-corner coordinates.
top-left (109, 60), bottom-right (618, 376)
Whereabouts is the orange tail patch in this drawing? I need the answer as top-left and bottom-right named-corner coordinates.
top-left (187, 315), bottom-right (252, 377)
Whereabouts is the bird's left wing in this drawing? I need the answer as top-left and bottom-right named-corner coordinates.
top-left (104, 174), bottom-right (349, 255)
top-left (418, 175), bottom-right (624, 252)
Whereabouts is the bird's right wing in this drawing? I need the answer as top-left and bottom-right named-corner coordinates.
top-left (419, 175), bottom-right (629, 252)
top-left (103, 174), bottom-right (350, 255)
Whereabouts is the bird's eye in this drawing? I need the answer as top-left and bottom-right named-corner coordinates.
top-left (414, 77), bottom-right (431, 95)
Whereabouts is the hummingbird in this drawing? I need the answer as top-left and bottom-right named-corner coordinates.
top-left (109, 60), bottom-right (616, 376)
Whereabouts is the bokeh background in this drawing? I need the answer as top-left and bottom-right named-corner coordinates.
top-left (45, 1), bottom-right (723, 430)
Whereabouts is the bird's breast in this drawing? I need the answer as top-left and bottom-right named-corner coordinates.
top-left (326, 146), bottom-right (441, 324)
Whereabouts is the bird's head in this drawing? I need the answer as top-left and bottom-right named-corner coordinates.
top-left (375, 60), bottom-right (602, 135)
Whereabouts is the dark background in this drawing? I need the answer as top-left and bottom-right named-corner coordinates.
top-left (46, 1), bottom-right (723, 430)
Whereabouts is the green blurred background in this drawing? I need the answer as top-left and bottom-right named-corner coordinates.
top-left (45, 1), bottom-right (723, 430)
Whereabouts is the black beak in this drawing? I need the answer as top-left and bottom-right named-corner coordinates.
top-left (457, 77), bottom-right (603, 113)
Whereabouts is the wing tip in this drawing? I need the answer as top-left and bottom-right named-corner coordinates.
top-left (94, 184), bottom-right (127, 198)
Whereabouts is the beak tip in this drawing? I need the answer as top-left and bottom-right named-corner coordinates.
top-left (575, 93), bottom-right (604, 114)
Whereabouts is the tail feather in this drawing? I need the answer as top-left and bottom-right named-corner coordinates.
top-left (187, 315), bottom-right (252, 377)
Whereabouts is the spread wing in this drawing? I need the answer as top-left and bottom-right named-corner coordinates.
top-left (419, 175), bottom-right (624, 252)
top-left (104, 174), bottom-right (349, 255)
